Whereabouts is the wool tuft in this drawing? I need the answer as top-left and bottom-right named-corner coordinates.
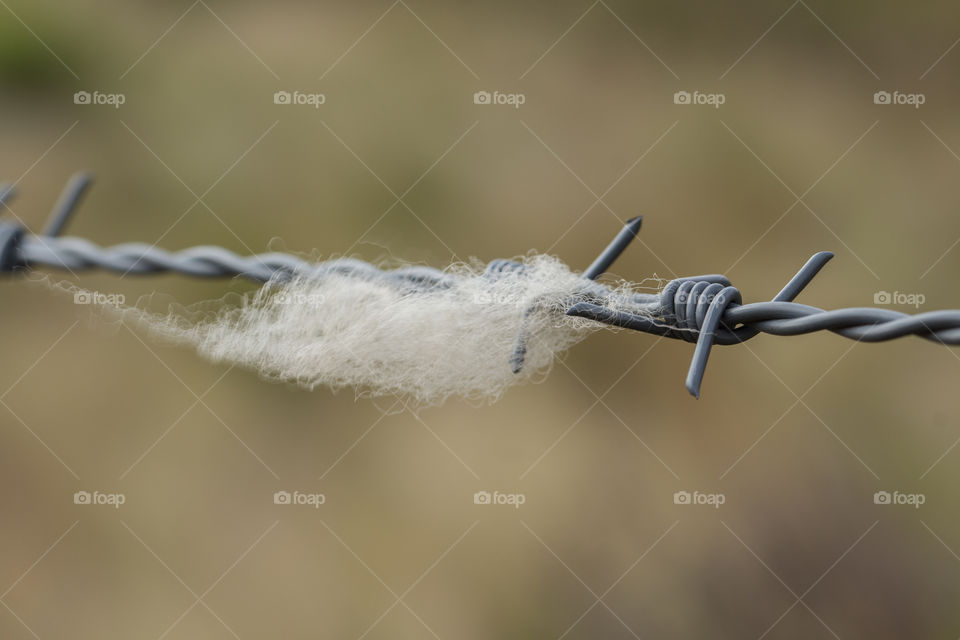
top-left (54, 254), bottom-right (658, 405)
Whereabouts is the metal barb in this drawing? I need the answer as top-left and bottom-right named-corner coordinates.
top-left (582, 216), bottom-right (642, 280)
top-left (44, 172), bottom-right (92, 237)
top-left (0, 183), bottom-right (15, 207)
top-left (4, 174), bottom-right (960, 398)
top-left (509, 216), bottom-right (644, 373)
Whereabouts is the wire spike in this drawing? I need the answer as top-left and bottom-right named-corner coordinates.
top-left (44, 173), bottom-right (92, 237)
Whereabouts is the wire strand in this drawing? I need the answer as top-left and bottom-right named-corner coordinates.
top-left (3, 173), bottom-right (958, 399)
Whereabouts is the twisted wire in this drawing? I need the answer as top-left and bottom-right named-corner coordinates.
top-left (567, 268), bottom-right (960, 397)
top-left (4, 173), bottom-right (960, 399)
top-left (17, 235), bottom-right (460, 288)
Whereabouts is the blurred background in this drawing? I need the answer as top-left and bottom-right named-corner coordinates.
top-left (2, 0), bottom-right (960, 637)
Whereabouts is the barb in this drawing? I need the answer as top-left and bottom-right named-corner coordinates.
top-left (2, 173), bottom-right (959, 398)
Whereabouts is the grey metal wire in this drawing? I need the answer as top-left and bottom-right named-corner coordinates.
top-left (3, 173), bottom-right (959, 398)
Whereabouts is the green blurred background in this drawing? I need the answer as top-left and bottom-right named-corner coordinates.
top-left (2, 1), bottom-right (960, 637)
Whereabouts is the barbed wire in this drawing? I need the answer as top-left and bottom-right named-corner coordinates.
top-left (2, 173), bottom-right (958, 398)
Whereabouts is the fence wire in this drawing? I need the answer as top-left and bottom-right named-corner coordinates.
top-left (2, 173), bottom-right (958, 398)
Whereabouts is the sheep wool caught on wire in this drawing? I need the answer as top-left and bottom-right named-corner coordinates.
top-left (3, 173), bottom-right (960, 403)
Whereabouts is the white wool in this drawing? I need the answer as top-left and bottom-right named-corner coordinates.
top-left (57, 254), bottom-right (655, 405)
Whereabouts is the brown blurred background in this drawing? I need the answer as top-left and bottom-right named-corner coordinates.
top-left (2, 0), bottom-right (960, 637)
